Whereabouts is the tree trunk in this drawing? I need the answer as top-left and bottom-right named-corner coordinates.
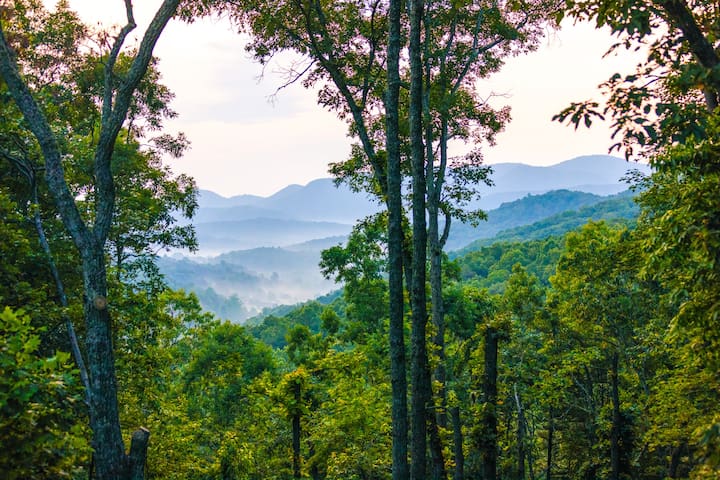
top-left (610, 352), bottom-right (621, 480)
top-left (292, 380), bottom-right (302, 479)
top-left (658, 0), bottom-right (720, 110)
top-left (668, 443), bottom-right (684, 478)
top-left (481, 327), bottom-right (499, 480)
top-left (514, 385), bottom-right (526, 480)
top-left (82, 251), bottom-right (126, 480)
top-left (128, 428), bottom-right (150, 480)
top-left (0, 4), bottom-right (181, 479)
top-left (429, 412), bottom-right (447, 480)
top-left (386, 0), bottom-right (409, 478)
top-left (425, 51), bottom-right (448, 480)
top-left (546, 408), bottom-right (554, 480)
top-left (408, 0), bottom-right (431, 479)
top-left (451, 406), bottom-right (464, 480)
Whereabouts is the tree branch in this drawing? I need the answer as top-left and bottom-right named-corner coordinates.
top-left (0, 25), bottom-right (94, 254)
top-left (93, 0), bottom-right (181, 246)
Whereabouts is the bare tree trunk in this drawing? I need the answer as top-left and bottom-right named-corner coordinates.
top-left (546, 408), bottom-right (554, 480)
top-left (668, 443), bottom-right (685, 478)
top-left (386, 1), bottom-right (409, 478)
top-left (408, 0), bottom-right (431, 479)
top-left (610, 352), bottom-right (621, 480)
top-left (128, 428), bottom-right (150, 480)
top-left (481, 327), bottom-right (499, 480)
top-left (451, 406), bottom-right (464, 480)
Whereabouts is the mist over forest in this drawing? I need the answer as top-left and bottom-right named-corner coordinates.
top-left (1, 1), bottom-right (718, 480)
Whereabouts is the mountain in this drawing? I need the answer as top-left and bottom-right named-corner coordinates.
top-left (198, 179), bottom-right (380, 224)
top-left (161, 154), bottom-right (651, 320)
top-left (197, 189), bottom-right (264, 208)
top-left (445, 190), bottom-right (606, 250)
top-left (191, 155), bottom-right (646, 255)
top-left (454, 191), bottom-right (640, 255)
top-left (193, 218), bottom-right (352, 256)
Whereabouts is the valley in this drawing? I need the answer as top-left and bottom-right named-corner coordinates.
top-left (160, 154), bottom-right (650, 321)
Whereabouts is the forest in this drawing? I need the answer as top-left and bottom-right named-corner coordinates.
top-left (0, 0), bottom-right (718, 480)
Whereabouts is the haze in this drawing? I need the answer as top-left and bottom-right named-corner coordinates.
top-left (58, 1), bottom-right (640, 196)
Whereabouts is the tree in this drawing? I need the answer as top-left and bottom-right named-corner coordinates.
top-left (227, 3), bottom-right (412, 477)
top-left (556, 1), bottom-right (720, 474)
top-left (0, 1), bottom-right (181, 477)
top-left (556, 0), bottom-right (720, 158)
top-left (0, 307), bottom-right (90, 479)
top-left (548, 222), bottom-right (650, 480)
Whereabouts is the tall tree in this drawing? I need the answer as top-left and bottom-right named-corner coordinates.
top-left (549, 222), bottom-right (647, 480)
top-left (0, 1), bottom-right (181, 478)
top-left (556, 1), bottom-right (720, 473)
top-left (385, 0), bottom-right (410, 476)
top-left (227, 3), bottom-right (414, 476)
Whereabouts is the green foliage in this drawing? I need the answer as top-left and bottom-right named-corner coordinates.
top-left (455, 236), bottom-right (564, 293)
top-left (456, 190), bottom-right (639, 253)
top-left (0, 307), bottom-right (89, 479)
top-left (182, 320), bottom-right (276, 427)
top-left (557, 0), bottom-right (720, 159)
top-left (450, 189), bottom-right (607, 250)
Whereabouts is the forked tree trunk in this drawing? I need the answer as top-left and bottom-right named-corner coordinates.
top-left (0, 3), bottom-right (180, 478)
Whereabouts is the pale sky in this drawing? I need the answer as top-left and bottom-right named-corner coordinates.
top-left (55, 1), bottom-right (640, 197)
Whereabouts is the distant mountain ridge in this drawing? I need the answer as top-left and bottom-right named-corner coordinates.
top-left (445, 190), bottom-right (605, 250)
top-left (454, 191), bottom-right (640, 255)
top-left (196, 154), bottom-right (647, 220)
top-left (161, 154), bottom-right (651, 321)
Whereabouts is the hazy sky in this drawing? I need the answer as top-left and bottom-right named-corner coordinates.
top-left (59, 1), bottom-right (640, 197)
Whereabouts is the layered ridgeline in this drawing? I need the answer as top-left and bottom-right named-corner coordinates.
top-left (160, 155), bottom-right (650, 320)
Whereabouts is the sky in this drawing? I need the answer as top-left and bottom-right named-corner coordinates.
top-left (58, 1), bottom-right (642, 197)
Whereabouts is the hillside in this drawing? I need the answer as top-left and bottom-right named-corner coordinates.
top-left (446, 189), bottom-right (605, 250)
top-left (454, 191), bottom-right (639, 254)
top-left (189, 155), bottom-right (649, 255)
top-left (161, 186), bottom-right (640, 322)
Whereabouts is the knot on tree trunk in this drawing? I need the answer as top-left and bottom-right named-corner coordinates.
top-left (93, 295), bottom-right (108, 310)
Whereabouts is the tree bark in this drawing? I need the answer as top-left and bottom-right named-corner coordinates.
top-left (408, 0), bottom-right (431, 478)
top-left (385, 0), bottom-right (409, 478)
top-left (658, 0), bottom-right (720, 110)
top-left (128, 428), bottom-right (150, 480)
top-left (451, 405), bottom-right (464, 480)
top-left (481, 327), bottom-right (499, 480)
top-left (610, 352), bottom-right (621, 480)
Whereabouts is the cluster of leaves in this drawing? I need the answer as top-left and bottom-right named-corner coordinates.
top-left (0, 307), bottom-right (89, 479)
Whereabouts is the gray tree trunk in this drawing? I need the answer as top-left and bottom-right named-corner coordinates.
top-left (386, 1), bottom-right (409, 478)
top-left (408, 0), bottom-right (431, 478)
